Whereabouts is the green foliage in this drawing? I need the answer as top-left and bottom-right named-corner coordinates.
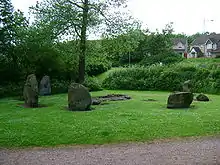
top-left (140, 51), bottom-right (183, 66)
top-left (0, 83), bottom-right (23, 98)
top-left (103, 62), bottom-right (220, 94)
top-left (103, 23), bottom-right (179, 66)
top-left (30, 0), bottom-right (136, 82)
top-left (83, 76), bottom-right (103, 91)
top-left (85, 40), bottom-right (112, 76)
top-left (86, 57), bottom-right (111, 76)
top-left (0, 0), bottom-right (15, 56)
top-left (51, 80), bottom-right (71, 94)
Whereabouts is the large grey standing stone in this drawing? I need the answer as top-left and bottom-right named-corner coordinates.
top-left (167, 92), bottom-right (193, 109)
top-left (68, 83), bottom-right (92, 111)
top-left (23, 74), bottom-right (39, 108)
top-left (39, 75), bottom-right (51, 96)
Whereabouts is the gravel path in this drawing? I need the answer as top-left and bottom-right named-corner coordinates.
top-left (1, 137), bottom-right (220, 165)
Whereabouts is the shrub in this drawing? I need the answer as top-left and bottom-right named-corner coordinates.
top-left (83, 76), bottom-right (103, 91)
top-left (140, 52), bottom-right (183, 66)
top-left (51, 79), bottom-right (71, 94)
top-left (86, 57), bottom-right (112, 76)
top-left (0, 83), bottom-right (23, 98)
top-left (103, 63), bottom-right (220, 94)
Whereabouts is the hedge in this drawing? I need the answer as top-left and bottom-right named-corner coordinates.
top-left (103, 63), bottom-right (220, 94)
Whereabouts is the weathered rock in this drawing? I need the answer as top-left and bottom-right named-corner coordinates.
top-left (68, 83), bottom-right (92, 111)
top-left (39, 75), bottom-right (51, 96)
top-left (182, 80), bottom-right (192, 92)
top-left (23, 74), bottom-right (39, 108)
top-left (196, 93), bottom-right (209, 101)
top-left (167, 92), bottom-right (193, 109)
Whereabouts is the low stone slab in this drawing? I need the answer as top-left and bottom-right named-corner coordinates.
top-left (167, 92), bottom-right (193, 109)
top-left (196, 93), bottom-right (209, 102)
top-left (92, 94), bottom-right (131, 105)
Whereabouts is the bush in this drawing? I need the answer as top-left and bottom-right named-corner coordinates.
top-left (51, 79), bottom-right (71, 94)
top-left (83, 76), bottom-right (103, 91)
top-left (0, 83), bottom-right (23, 98)
top-left (103, 63), bottom-right (220, 94)
top-left (140, 51), bottom-right (183, 66)
top-left (86, 57), bottom-right (112, 76)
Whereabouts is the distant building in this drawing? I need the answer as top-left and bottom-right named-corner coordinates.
top-left (172, 38), bottom-right (187, 56)
top-left (188, 47), bottom-right (203, 58)
top-left (190, 33), bottom-right (220, 58)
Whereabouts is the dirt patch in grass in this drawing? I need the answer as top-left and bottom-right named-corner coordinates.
top-left (92, 94), bottom-right (131, 105)
top-left (142, 99), bottom-right (157, 102)
top-left (17, 104), bottom-right (48, 108)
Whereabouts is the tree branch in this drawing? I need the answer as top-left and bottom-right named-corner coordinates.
top-left (73, 24), bottom-right (81, 38)
top-left (88, 4), bottom-right (112, 25)
top-left (68, 0), bottom-right (84, 9)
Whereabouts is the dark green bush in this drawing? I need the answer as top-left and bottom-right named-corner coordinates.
top-left (51, 80), bottom-right (71, 94)
top-left (140, 52), bottom-right (183, 66)
top-left (83, 76), bottom-right (103, 91)
top-left (0, 83), bottom-right (23, 98)
top-left (86, 57), bottom-right (112, 76)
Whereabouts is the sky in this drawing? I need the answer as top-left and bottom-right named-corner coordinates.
top-left (11, 0), bottom-right (220, 35)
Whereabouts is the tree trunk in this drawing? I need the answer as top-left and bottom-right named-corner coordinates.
top-left (78, 0), bottom-right (89, 84)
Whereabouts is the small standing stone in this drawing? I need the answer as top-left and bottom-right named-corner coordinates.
top-left (68, 83), bottom-right (92, 111)
top-left (23, 74), bottom-right (39, 108)
top-left (39, 75), bottom-right (51, 96)
top-left (182, 80), bottom-right (192, 92)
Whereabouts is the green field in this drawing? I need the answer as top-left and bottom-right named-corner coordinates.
top-left (0, 90), bottom-right (220, 148)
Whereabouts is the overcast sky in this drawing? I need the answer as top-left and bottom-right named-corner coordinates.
top-left (11, 0), bottom-right (220, 35)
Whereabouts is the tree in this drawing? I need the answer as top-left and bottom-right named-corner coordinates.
top-left (31, 0), bottom-right (136, 83)
top-left (0, 0), bottom-right (31, 83)
top-left (102, 28), bottom-right (145, 65)
top-left (0, 0), bottom-right (14, 56)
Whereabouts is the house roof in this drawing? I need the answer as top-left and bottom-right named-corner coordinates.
top-left (191, 47), bottom-right (202, 54)
top-left (172, 38), bottom-right (187, 45)
top-left (192, 33), bottom-right (220, 45)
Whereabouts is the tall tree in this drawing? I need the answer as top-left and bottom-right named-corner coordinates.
top-left (0, 0), bottom-right (14, 56)
top-left (31, 0), bottom-right (136, 83)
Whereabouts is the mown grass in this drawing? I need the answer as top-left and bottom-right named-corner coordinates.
top-left (0, 90), bottom-right (220, 148)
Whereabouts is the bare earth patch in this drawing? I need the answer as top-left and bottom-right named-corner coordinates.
top-left (92, 94), bottom-right (131, 105)
top-left (17, 104), bottom-right (48, 108)
top-left (1, 136), bottom-right (220, 165)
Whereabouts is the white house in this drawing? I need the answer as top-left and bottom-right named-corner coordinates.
top-left (190, 33), bottom-right (220, 58)
top-left (188, 47), bottom-right (202, 58)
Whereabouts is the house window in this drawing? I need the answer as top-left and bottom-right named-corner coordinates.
top-left (207, 44), bottom-right (212, 49)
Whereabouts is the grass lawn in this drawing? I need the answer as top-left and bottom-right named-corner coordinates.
top-left (1, 90), bottom-right (220, 148)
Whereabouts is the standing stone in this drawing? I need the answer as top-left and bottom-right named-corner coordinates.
top-left (167, 92), bottom-right (193, 109)
top-left (68, 83), bottom-right (92, 111)
top-left (182, 80), bottom-right (192, 92)
top-left (39, 75), bottom-right (51, 96)
top-left (196, 93), bottom-right (209, 101)
top-left (23, 74), bottom-right (39, 108)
